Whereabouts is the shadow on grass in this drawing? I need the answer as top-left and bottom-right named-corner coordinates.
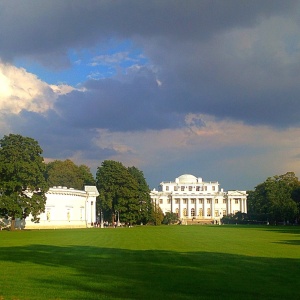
top-left (0, 244), bottom-right (299, 300)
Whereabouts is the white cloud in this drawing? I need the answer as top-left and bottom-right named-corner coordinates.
top-left (0, 61), bottom-right (74, 114)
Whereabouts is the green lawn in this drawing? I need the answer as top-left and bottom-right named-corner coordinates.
top-left (0, 225), bottom-right (299, 300)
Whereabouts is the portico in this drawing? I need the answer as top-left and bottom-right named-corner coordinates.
top-left (150, 174), bottom-right (247, 222)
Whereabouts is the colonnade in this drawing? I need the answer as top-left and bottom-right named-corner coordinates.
top-left (166, 196), bottom-right (247, 219)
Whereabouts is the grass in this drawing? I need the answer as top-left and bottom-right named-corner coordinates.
top-left (0, 225), bottom-right (300, 300)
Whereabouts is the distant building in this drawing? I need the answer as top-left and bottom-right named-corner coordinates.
top-left (15, 185), bottom-right (99, 229)
top-left (150, 174), bottom-right (247, 223)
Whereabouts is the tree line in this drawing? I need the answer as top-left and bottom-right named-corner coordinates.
top-left (0, 134), bottom-right (166, 230)
top-left (223, 172), bottom-right (300, 225)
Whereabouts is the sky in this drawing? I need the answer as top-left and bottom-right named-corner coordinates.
top-left (1, 0), bottom-right (300, 191)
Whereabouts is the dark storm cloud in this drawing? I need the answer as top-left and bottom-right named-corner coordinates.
top-left (1, 0), bottom-right (300, 130)
top-left (55, 67), bottom-right (184, 132)
top-left (0, 0), bottom-right (295, 62)
top-left (4, 110), bottom-right (117, 160)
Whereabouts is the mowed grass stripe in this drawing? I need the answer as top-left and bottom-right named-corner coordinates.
top-left (0, 225), bottom-right (300, 299)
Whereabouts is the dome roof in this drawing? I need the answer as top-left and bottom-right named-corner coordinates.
top-left (177, 174), bottom-right (197, 184)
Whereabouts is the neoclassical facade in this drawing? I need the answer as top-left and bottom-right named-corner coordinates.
top-left (22, 185), bottom-right (99, 229)
top-left (150, 174), bottom-right (247, 222)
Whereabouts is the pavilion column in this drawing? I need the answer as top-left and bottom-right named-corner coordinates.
top-left (227, 198), bottom-right (231, 215)
top-left (179, 198), bottom-right (182, 218)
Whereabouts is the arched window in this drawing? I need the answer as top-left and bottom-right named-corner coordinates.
top-left (183, 208), bottom-right (187, 216)
top-left (175, 208), bottom-right (179, 217)
top-left (191, 208), bottom-right (195, 217)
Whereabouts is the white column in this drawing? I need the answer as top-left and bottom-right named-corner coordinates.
top-left (227, 198), bottom-right (231, 215)
top-left (179, 198), bottom-right (182, 218)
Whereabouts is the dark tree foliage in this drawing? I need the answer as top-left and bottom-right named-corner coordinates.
top-left (221, 212), bottom-right (249, 224)
top-left (45, 159), bottom-right (95, 190)
top-left (127, 166), bottom-right (152, 224)
top-left (162, 212), bottom-right (179, 225)
top-left (96, 160), bottom-right (141, 225)
top-left (0, 134), bottom-right (48, 230)
top-left (247, 172), bottom-right (299, 224)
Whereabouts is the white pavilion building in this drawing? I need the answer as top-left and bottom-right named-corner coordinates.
top-left (150, 174), bottom-right (247, 223)
top-left (22, 185), bottom-right (99, 229)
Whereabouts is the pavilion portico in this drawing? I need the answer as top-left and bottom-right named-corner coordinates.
top-left (150, 174), bottom-right (247, 222)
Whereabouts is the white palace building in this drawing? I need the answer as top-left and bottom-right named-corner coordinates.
top-left (150, 174), bottom-right (247, 223)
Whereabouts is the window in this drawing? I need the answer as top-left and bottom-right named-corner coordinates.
top-left (174, 186), bottom-right (178, 191)
top-left (212, 186), bottom-right (215, 191)
top-left (199, 208), bottom-right (203, 217)
top-left (189, 186), bottom-right (192, 191)
top-left (191, 199), bottom-right (195, 204)
top-left (199, 199), bottom-right (203, 204)
top-left (235, 199), bottom-right (239, 204)
top-left (181, 186), bottom-right (185, 191)
top-left (204, 186), bottom-right (207, 191)
top-left (191, 208), bottom-right (195, 216)
top-left (175, 199), bottom-right (179, 204)
top-left (175, 208), bottom-right (179, 216)
top-left (196, 186), bottom-right (200, 191)
top-left (223, 210), bottom-right (227, 216)
top-left (207, 199), bottom-right (211, 204)
top-left (166, 186), bottom-right (169, 191)
top-left (207, 208), bottom-right (211, 217)
top-left (183, 199), bottom-right (187, 204)
top-left (159, 199), bottom-right (163, 204)
top-left (223, 199), bottom-right (226, 204)
top-left (215, 199), bottom-right (218, 204)
top-left (167, 199), bottom-right (171, 204)
top-left (215, 210), bottom-right (219, 217)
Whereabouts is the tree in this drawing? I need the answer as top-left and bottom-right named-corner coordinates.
top-left (247, 172), bottom-right (298, 224)
top-left (96, 160), bottom-right (140, 225)
top-left (78, 164), bottom-right (96, 186)
top-left (150, 201), bottom-right (164, 225)
top-left (128, 166), bottom-right (152, 224)
top-left (0, 134), bottom-right (48, 230)
top-left (162, 212), bottom-right (179, 225)
top-left (45, 159), bottom-right (95, 190)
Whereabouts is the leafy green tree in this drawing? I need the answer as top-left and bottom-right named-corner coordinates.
top-left (150, 201), bottom-right (164, 225)
top-left (248, 172), bottom-right (298, 224)
top-left (45, 159), bottom-right (95, 190)
top-left (96, 160), bottom-right (140, 225)
top-left (128, 166), bottom-right (152, 224)
top-left (0, 134), bottom-right (48, 230)
top-left (78, 164), bottom-right (96, 186)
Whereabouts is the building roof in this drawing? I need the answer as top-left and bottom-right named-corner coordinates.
top-left (84, 185), bottom-right (99, 196)
top-left (177, 174), bottom-right (198, 184)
